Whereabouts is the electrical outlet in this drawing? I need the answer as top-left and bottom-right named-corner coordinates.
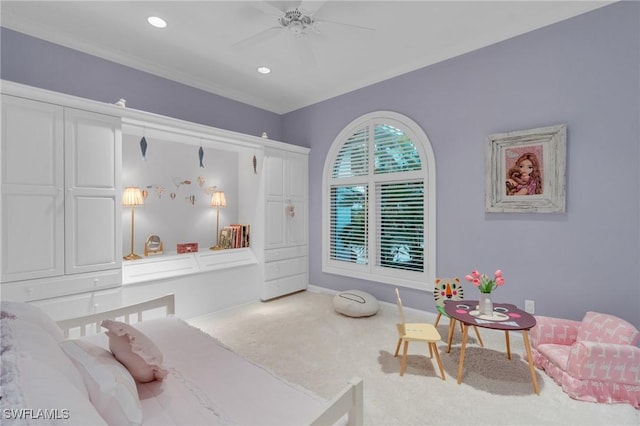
top-left (525, 299), bottom-right (535, 314)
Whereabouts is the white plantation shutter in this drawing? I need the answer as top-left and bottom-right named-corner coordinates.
top-left (375, 181), bottom-right (424, 272)
top-left (324, 112), bottom-right (436, 289)
top-left (373, 124), bottom-right (422, 174)
top-left (333, 127), bottom-right (368, 178)
top-left (330, 185), bottom-right (368, 264)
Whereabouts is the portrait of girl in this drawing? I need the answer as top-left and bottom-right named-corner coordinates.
top-left (505, 151), bottom-right (543, 196)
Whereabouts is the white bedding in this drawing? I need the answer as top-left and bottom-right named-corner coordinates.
top-left (84, 316), bottom-right (327, 425)
top-left (2, 297), bottom-right (359, 426)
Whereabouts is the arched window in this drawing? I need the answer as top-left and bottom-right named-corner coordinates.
top-left (322, 111), bottom-right (436, 289)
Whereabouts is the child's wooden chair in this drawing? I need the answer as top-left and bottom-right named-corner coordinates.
top-left (433, 277), bottom-right (484, 347)
top-left (394, 288), bottom-right (445, 380)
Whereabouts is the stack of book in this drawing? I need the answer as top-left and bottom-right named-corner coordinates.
top-left (222, 224), bottom-right (250, 249)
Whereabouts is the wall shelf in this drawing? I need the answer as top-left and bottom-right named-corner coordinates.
top-left (122, 248), bottom-right (257, 285)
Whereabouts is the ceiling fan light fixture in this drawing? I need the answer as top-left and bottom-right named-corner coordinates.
top-left (257, 66), bottom-right (271, 74)
top-left (147, 16), bottom-right (167, 29)
top-left (279, 8), bottom-right (314, 36)
top-left (289, 20), bottom-right (305, 35)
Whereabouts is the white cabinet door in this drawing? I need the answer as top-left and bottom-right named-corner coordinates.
top-left (1, 95), bottom-right (121, 283)
top-left (264, 149), bottom-right (308, 249)
top-left (286, 152), bottom-right (307, 247)
top-left (64, 108), bottom-right (121, 274)
top-left (1, 96), bottom-right (64, 282)
top-left (265, 199), bottom-right (286, 249)
top-left (264, 150), bottom-right (286, 249)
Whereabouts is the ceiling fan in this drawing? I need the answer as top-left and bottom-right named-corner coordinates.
top-left (233, 1), bottom-right (374, 64)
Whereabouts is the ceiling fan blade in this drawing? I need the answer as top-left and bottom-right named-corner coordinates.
top-left (250, 1), bottom-right (287, 17)
top-left (293, 36), bottom-right (317, 67)
top-left (232, 26), bottom-right (283, 49)
top-left (315, 18), bottom-right (375, 32)
top-left (299, 0), bottom-right (327, 16)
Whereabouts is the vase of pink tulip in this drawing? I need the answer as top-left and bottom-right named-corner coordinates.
top-left (465, 269), bottom-right (505, 316)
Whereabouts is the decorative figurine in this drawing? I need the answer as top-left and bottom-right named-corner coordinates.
top-left (140, 136), bottom-right (148, 161)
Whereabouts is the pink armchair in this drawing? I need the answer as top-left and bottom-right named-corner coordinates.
top-left (530, 311), bottom-right (640, 408)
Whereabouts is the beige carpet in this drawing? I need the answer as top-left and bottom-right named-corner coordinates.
top-left (188, 289), bottom-right (639, 426)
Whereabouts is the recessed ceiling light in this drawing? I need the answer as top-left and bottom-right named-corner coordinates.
top-left (147, 16), bottom-right (167, 29)
top-left (257, 66), bottom-right (271, 74)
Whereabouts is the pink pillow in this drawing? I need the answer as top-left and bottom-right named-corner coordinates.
top-left (101, 320), bottom-right (168, 383)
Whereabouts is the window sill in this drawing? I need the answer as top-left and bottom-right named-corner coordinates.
top-left (323, 262), bottom-right (432, 291)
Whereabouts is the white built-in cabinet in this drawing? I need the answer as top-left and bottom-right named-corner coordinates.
top-left (261, 147), bottom-right (309, 300)
top-left (1, 81), bottom-right (310, 319)
top-left (1, 94), bottom-right (122, 300)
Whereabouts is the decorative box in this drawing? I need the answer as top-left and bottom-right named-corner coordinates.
top-left (177, 242), bottom-right (198, 253)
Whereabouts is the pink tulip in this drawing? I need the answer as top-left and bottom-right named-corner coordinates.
top-left (467, 269), bottom-right (505, 291)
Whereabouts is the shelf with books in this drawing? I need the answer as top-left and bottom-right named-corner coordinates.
top-left (220, 224), bottom-right (250, 249)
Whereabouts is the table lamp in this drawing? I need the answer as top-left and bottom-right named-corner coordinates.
top-left (210, 189), bottom-right (227, 250)
top-left (122, 186), bottom-right (144, 260)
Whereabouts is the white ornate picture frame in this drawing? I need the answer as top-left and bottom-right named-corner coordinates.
top-left (485, 124), bottom-right (566, 213)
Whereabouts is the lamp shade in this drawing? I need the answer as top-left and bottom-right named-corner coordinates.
top-left (122, 187), bottom-right (144, 206)
top-left (210, 190), bottom-right (226, 208)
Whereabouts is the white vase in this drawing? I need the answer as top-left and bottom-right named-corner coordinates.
top-left (479, 293), bottom-right (493, 316)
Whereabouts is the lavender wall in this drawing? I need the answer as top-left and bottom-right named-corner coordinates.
top-left (282, 2), bottom-right (640, 326)
top-left (0, 27), bottom-right (283, 141)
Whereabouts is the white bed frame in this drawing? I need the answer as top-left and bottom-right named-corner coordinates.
top-left (56, 294), bottom-right (364, 426)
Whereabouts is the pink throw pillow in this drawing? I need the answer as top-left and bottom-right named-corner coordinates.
top-left (101, 319), bottom-right (168, 383)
